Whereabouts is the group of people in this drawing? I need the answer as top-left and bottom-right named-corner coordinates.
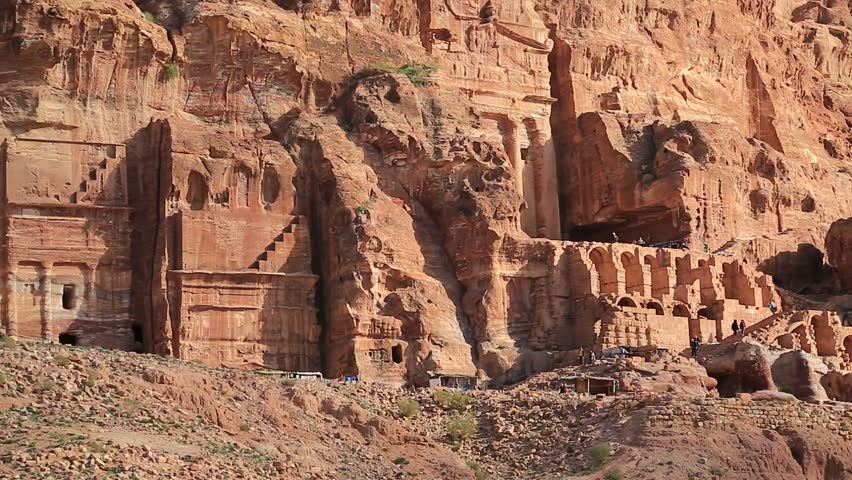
top-left (731, 319), bottom-right (748, 337)
top-left (612, 232), bottom-right (648, 246)
top-left (728, 301), bottom-right (776, 338)
top-left (579, 347), bottom-right (597, 365)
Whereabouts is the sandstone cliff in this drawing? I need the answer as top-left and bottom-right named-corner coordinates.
top-left (827, 216), bottom-right (852, 292)
top-left (543, 0), bottom-right (852, 289)
top-left (0, 0), bottom-right (850, 385)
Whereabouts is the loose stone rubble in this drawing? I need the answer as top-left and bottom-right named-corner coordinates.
top-left (1, 0), bottom-right (851, 388)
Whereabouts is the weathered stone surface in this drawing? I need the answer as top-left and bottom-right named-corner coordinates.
top-left (826, 217), bottom-right (852, 292)
top-left (1, 137), bottom-right (134, 350)
top-left (704, 339), bottom-right (777, 395)
top-left (0, 0), bottom-right (850, 386)
top-left (772, 350), bottom-right (829, 402)
top-left (544, 0), bottom-right (852, 289)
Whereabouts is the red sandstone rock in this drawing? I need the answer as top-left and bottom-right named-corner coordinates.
top-left (734, 340), bottom-right (777, 392)
top-left (0, 0), bottom-right (850, 387)
top-left (772, 350), bottom-right (830, 402)
top-left (826, 217), bottom-right (852, 292)
top-left (820, 370), bottom-right (852, 403)
top-left (544, 0), bottom-right (852, 283)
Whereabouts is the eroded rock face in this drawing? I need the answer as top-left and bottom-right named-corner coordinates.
top-left (705, 339), bottom-right (777, 395)
top-left (772, 350), bottom-right (829, 402)
top-left (544, 0), bottom-right (852, 288)
top-left (0, 0), bottom-right (850, 384)
top-left (826, 217), bottom-right (852, 292)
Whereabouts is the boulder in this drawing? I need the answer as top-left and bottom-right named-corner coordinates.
top-left (734, 340), bottom-right (777, 392)
top-left (704, 340), bottom-right (776, 396)
top-left (771, 350), bottom-right (829, 402)
top-left (820, 371), bottom-right (852, 402)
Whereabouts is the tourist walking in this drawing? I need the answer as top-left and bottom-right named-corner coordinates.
top-left (731, 319), bottom-right (739, 337)
top-left (692, 337), bottom-right (701, 357)
top-left (739, 319), bottom-right (747, 336)
top-left (690, 338), bottom-right (697, 357)
top-left (768, 301), bottom-right (777, 314)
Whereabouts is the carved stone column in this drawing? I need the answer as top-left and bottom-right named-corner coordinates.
top-left (508, 125), bottom-right (525, 201)
top-left (6, 268), bottom-right (16, 337)
top-left (84, 265), bottom-right (96, 305)
top-left (41, 263), bottom-right (52, 340)
top-left (524, 117), bottom-right (561, 239)
top-left (640, 264), bottom-right (652, 297)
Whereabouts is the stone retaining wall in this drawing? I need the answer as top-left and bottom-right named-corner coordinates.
top-left (646, 397), bottom-right (852, 440)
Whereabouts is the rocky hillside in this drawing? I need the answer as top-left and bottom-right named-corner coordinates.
top-left (3, 340), bottom-right (852, 479)
top-left (0, 339), bottom-right (474, 479)
top-left (2, 0), bottom-right (852, 476)
top-left (2, 0), bottom-right (850, 384)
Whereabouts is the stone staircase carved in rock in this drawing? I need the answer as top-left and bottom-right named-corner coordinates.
top-left (249, 218), bottom-right (310, 273)
top-left (74, 161), bottom-right (109, 204)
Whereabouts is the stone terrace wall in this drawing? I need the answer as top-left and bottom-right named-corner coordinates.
top-left (646, 397), bottom-right (852, 440)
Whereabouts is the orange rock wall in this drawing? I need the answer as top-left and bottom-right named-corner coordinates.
top-left (1, 138), bottom-right (133, 350)
top-left (0, 0), bottom-right (850, 384)
top-left (545, 0), bottom-right (852, 288)
top-left (827, 217), bottom-right (852, 292)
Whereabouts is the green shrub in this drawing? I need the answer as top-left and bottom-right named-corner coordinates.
top-left (54, 355), bottom-right (70, 367)
top-left (84, 368), bottom-right (100, 388)
top-left (395, 62), bottom-right (437, 85)
top-left (283, 378), bottom-right (298, 387)
top-left (357, 61), bottom-right (437, 86)
top-left (434, 389), bottom-right (472, 412)
top-left (143, 12), bottom-right (156, 23)
top-left (239, 423), bottom-right (251, 432)
top-left (37, 379), bottom-right (58, 393)
top-left (779, 385), bottom-right (794, 394)
top-left (89, 440), bottom-right (108, 453)
top-left (446, 413), bottom-right (477, 441)
top-left (604, 468), bottom-right (624, 480)
top-left (397, 398), bottom-right (420, 418)
top-left (354, 198), bottom-right (374, 216)
top-left (467, 461), bottom-right (489, 480)
top-left (589, 442), bottom-right (612, 467)
top-left (393, 457), bottom-right (409, 465)
top-left (164, 62), bottom-right (180, 81)
top-left (0, 336), bottom-right (18, 349)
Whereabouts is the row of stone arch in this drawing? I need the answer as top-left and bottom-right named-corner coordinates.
top-left (773, 315), bottom-right (844, 357)
top-left (589, 246), bottom-right (766, 308)
top-left (615, 296), bottom-right (715, 320)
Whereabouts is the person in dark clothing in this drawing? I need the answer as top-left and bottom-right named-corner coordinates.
top-left (739, 319), bottom-right (747, 336)
top-left (693, 337), bottom-right (701, 357)
top-left (768, 301), bottom-right (777, 314)
top-left (731, 319), bottom-right (739, 337)
top-left (690, 338), bottom-right (697, 357)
